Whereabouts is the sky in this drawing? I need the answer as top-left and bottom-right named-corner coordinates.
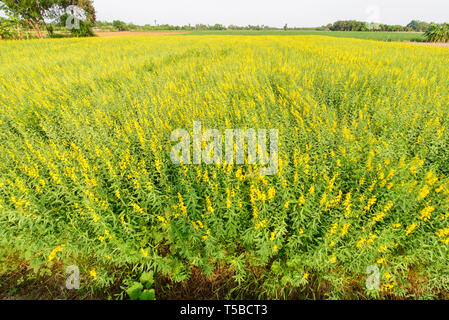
top-left (92, 0), bottom-right (449, 28)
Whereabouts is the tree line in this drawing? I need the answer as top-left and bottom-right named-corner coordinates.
top-left (326, 20), bottom-right (432, 32)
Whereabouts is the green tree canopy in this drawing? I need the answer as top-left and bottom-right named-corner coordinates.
top-left (0, 0), bottom-right (95, 38)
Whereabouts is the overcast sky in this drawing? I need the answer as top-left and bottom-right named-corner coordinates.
top-left (92, 0), bottom-right (449, 28)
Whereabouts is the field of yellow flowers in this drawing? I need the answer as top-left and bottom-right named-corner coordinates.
top-left (1, 35), bottom-right (449, 299)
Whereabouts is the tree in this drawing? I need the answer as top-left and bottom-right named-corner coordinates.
top-left (330, 20), bottom-right (368, 31)
top-left (0, 0), bottom-right (53, 38)
top-left (0, 0), bottom-right (96, 39)
top-left (407, 20), bottom-right (430, 32)
top-left (112, 20), bottom-right (128, 31)
top-left (283, 24), bottom-right (288, 31)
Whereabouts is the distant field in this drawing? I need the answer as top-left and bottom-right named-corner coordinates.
top-left (90, 29), bottom-right (427, 42)
top-left (186, 30), bottom-right (427, 42)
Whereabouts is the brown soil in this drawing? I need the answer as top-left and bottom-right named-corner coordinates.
top-left (95, 32), bottom-right (188, 37)
top-left (405, 41), bottom-right (449, 48)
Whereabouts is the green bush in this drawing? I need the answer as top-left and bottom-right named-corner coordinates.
top-left (112, 20), bottom-right (128, 32)
top-left (425, 23), bottom-right (449, 42)
top-left (59, 14), bottom-right (95, 38)
top-left (0, 17), bottom-right (18, 40)
top-left (70, 20), bottom-right (95, 37)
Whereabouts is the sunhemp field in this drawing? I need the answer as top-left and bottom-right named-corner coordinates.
top-left (170, 121), bottom-right (279, 176)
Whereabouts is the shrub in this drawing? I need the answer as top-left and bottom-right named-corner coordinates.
top-left (112, 20), bottom-right (128, 32)
top-left (0, 17), bottom-right (18, 40)
top-left (425, 23), bottom-right (449, 42)
top-left (70, 20), bottom-right (95, 37)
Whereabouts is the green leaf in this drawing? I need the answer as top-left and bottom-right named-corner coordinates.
top-left (126, 282), bottom-right (143, 300)
top-left (139, 289), bottom-right (156, 300)
top-left (140, 271), bottom-right (154, 288)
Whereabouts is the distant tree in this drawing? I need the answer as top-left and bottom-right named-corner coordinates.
top-left (283, 24), bottom-right (288, 31)
top-left (112, 20), bottom-right (128, 31)
top-left (212, 24), bottom-right (225, 30)
top-left (330, 20), bottom-right (368, 31)
top-left (407, 20), bottom-right (430, 32)
top-left (407, 20), bottom-right (420, 31)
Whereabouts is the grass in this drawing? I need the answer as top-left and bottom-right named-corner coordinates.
top-left (185, 30), bottom-right (427, 42)
top-left (92, 29), bottom-right (427, 42)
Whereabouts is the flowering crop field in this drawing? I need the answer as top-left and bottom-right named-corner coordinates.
top-left (1, 35), bottom-right (449, 299)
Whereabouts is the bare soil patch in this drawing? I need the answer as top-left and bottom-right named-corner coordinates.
top-left (405, 41), bottom-right (449, 48)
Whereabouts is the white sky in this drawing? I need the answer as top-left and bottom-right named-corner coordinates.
top-left (93, 0), bottom-right (449, 28)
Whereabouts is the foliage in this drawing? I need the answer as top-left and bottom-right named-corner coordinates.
top-left (112, 20), bottom-right (128, 31)
top-left (0, 0), bottom-right (96, 38)
top-left (0, 17), bottom-right (16, 39)
top-left (407, 20), bottom-right (430, 32)
top-left (58, 13), bottom-right (94, 37)
top-left (330, 20), bottom-right (369, 31)
top-left (125, 272), bottom-right (155, 300)
top-left (425, 23), bottom-right (449, 42)
top-left (0, 36), bottom-right (449, 299)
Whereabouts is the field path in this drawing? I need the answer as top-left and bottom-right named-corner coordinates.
top-left (405, 41), bottom-right (449, 48)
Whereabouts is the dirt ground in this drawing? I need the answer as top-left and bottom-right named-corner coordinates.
top-left (406, 41), bottom-right (449, 48)
top-left (95, 32), bottom-right (187, 37)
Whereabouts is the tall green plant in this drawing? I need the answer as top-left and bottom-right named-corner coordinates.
top-left (425, 23), bottom-right (449, 42)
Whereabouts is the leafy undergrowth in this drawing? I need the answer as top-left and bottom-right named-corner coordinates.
top-left (1, 248), bottom-right (448, 300)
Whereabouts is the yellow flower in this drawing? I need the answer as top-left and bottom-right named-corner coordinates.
top-left (418, 185), bottom-right (430, 200)
top-left (309, 185), bottom-right (315, 195)
top-left (90, 269), bottom-right (97, 279)
top-left (406, 223), bottom-right (418, 236)
top-left (268, 187), bottom-right (276, 200)
top-left (330, 255), bottom-right (337, 263)
top-left (48, 245), bottom-right (64, 262)
top-left (425, 170), bottom-right (438, 186)
top-left (419, 205), bottom-right (434, 222)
